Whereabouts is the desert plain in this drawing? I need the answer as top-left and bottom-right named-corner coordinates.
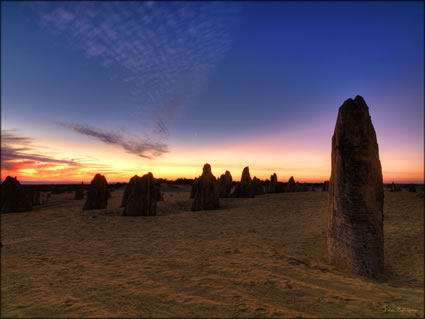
top-left (1, 185), bottom-right (423, 318)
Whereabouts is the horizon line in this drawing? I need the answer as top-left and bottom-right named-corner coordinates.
top-left (9, 179), bottom-right (425, 185)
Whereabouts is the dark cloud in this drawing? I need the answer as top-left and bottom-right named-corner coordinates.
top-left (59, 122), bottom-right (168, 159)
top-left (154, 119), bottom-right (170, 139)
top-left (1, 146), bottom-right (81, 166)
top-left (1, 131), bottom-right (82, 172)
top-left (1, 132), bottom-right (33, 146)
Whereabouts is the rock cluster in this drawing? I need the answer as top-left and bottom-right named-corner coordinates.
top-left (83, 174), bottom-right (109, 210)
top-left (192, 164), bottom-right (220, 211)
top-left (328, 95), bottom-right (384, 278)
top-left (123, 173), bottom-right (157, 216)
top-left (1, 176), bottom-right (32, 213)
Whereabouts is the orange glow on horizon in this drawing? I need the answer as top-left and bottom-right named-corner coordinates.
top-left (2, 146), bottom-right (423, 184)
top-left (2, 123), bottom-right (423, 184)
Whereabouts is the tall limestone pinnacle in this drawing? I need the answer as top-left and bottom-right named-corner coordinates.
top-left (328, 95), bottom-right (384, 278)
top-left (192, 163), bottom-right (220, 211)
top-left (239, 166), bottom-right (254, 198)
top-left (218, 170), bottom-right (233, 198)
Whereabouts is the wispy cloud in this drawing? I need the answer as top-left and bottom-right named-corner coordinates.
top-left (1, 131), bottom-right (82, 170)
top-left (154, 119), bottom-right (170, 140)
top-left (1, 130), bottom-right (114, 180)
top-left (32, 1), bottom-right (239, 143)
top-left (36, 2), bottom-right (239, 95)
top-left (1, 146), bottom-right (80, 167)
top-left (58, 122), bottom-right (168, 159)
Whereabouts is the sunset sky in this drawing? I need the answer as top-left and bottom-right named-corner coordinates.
top-left (2, 1), bottom-right (424, 183)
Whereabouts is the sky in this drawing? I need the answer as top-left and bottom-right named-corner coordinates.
top-left (2, 1), bottom-right (424, 183)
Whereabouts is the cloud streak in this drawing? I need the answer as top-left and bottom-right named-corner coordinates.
top-left (58, 122), bottom-right (168, 159)
top-left (1, 130), bottom-right (82, 173)
top-left (1, 130), bottom-right (116, 181)
top-left (1, 146), bottom-right (81, 167)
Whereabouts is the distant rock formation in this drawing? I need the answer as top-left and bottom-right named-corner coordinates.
top-left (239, 167), bottom-right (254, 198)
top-left (192, 164), bottom-right (220, 211)
top-left (390, 182), bottom-right (401, 192)
top-left (83, 174), bottom-right (109, 210)
top-left (299, 183), bottom-right (309, 192)
top-left (122, 175), bottom-right (162, 207)
top-left (322, 181), bottom-right (329, 192)
top-left (408, 184), bottom-right (416, 192)
top-left (294, 182), bottom-right (308, 192)
top-left (229, 183), bottom-right (240, 198)
top-left (28, 187), bottom-right (41, 205)
top-left (1, 176), bottom-right (32, 213)
top-left (276, 182), bottom-right (286, 193)
top-left (218, 171), bottom-right (233, 198)
top-left (286, 176), bottom-right (296, 192)
top-left (190, 178), bottom-right (199, 199)
top-left (74, 182), bottom-right (85, 200)
top-left (252, 177), bottom-right (265, 195)
top-left (328, 95), bottom-right (384, 278)
top-left (269, 173), bottom-right (278, 193)
top-left (121, 175), bottom-right (140, 207)
top-left (123, 173), bottom-right (157, 216)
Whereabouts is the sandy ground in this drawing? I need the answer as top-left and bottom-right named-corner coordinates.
top-left (1, 187), bottom-right (423, 318)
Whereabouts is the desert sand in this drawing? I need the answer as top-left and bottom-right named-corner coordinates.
top-left (1, 186), bottom-right (423, 318)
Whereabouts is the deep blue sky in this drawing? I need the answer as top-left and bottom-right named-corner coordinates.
top-left (2, 1), bottom-right (424, 182)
